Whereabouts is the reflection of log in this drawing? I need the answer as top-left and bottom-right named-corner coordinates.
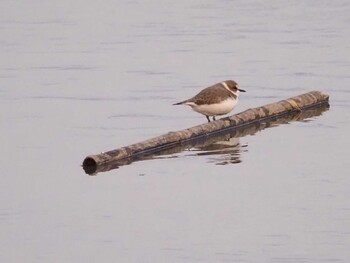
top-left (82, 91), bottom-right (329, 175)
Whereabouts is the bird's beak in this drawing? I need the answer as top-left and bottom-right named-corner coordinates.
top-left (236, 85), bottom-right (246, 92)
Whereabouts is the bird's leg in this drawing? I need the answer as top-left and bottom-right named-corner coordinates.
top-left (206, 115), bottom-right (210, 122)
top-left (213, 116), bottom-right (216, 121)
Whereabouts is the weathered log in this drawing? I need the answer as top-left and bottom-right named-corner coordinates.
top-left (82, 91), bottom-right (329, 174)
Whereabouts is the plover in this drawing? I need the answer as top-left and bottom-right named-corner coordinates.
top-left (173, 80), bottom-right (246, 122)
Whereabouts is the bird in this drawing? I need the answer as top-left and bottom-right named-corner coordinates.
top-left (173, 80), bottom-right (246, 122)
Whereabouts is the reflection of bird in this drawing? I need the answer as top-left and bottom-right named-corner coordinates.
top-left (193, 137), bottom-right (243, 165)
top-left (196, 137), bottom-right (240, 151)
top-left (173, 80), bottom-right (246, 122)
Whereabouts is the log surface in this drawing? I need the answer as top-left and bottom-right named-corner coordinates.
top-left (82, 91), bottom-right (329, 172)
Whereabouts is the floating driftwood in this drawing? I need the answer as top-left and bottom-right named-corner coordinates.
top-left (83, 91), bottom-right (329, 175)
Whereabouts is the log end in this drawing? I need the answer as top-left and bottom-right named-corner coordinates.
top-left (82, 156), bottom-right (98, 175)
top-left (83, 156), bottom-right (97, 167)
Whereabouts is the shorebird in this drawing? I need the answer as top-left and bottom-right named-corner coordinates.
top-left (173, 80), bottom-right (246, 122)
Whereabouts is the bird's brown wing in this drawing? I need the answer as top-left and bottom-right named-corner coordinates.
top-left (190, 84), bottom-right (232, 105)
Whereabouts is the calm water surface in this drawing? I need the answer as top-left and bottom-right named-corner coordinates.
top-left (1, 1), bottom-right (350, 262)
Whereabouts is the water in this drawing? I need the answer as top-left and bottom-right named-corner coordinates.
top-left (1, 1), bottom-right (350, 262)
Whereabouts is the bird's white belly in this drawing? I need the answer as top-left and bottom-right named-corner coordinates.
top-left (188, 98), bottom-right (238, 116)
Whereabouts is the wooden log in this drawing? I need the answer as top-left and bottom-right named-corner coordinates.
top-left (83, 104), bottom-right (329, 175)
top-left (82, 91), bottom-right (329, 174)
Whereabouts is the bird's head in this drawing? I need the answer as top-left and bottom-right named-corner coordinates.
top-left (224, 80), bottom-right (246, 96)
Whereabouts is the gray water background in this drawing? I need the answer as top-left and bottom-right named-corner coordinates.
top-left (1, 1), bottom-right (350, 262)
